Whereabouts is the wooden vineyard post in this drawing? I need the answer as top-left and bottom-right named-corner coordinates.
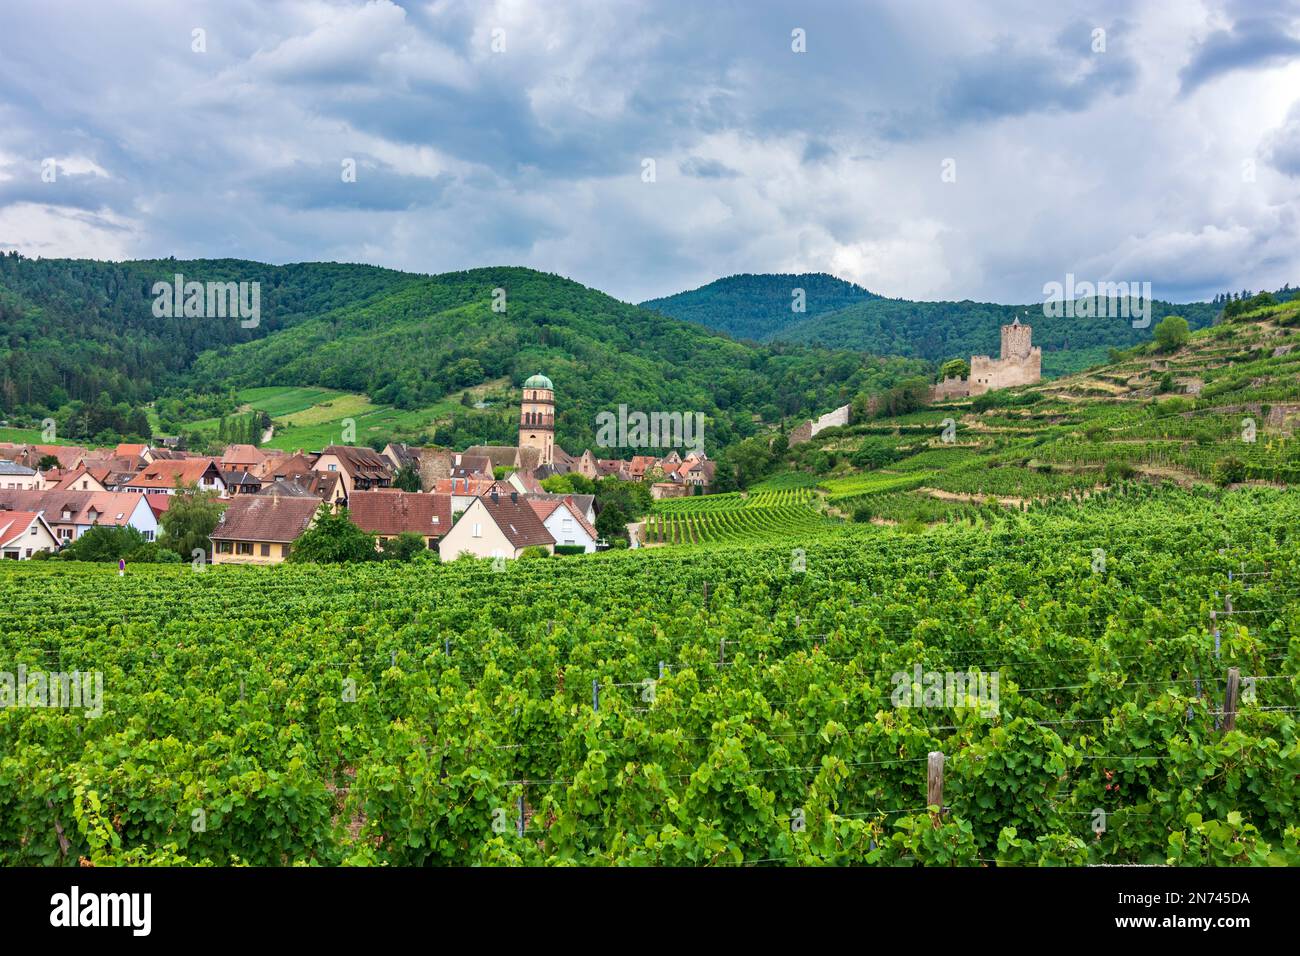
top-left (927, 751), bottom-right (945, 826)
top-left (1223, 667), bottom-right (1240, 733)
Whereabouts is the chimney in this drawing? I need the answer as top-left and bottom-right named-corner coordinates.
top-left (510, 491), bottom-right (518, 503)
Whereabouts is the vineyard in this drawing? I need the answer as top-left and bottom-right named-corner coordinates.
top-left (1, 485), bottom-right (1296, 866)
top-left (645, 489), bottom-right (834, 544)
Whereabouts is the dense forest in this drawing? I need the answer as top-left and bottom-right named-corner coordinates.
top-left (640, 272), bottom-right (880, 341)
top-left (642, 272), bottom-right (1244, 375)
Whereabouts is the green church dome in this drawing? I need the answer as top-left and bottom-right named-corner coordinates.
top-left (523, 373), bottom-right (554, 390)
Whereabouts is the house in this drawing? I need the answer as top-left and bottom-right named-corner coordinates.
top-left (221, 470), bottom-right (263, 496)
top-left (595, 458), bottom-right (631, 481)
top-left (464, 445), bottom-right (521, 472)
top-left (259, 472), bottom-right (345, 506)
top-left (0, 510), bottom-right (58, 559)
top-left (42, 467), bottom-right (107, 493)
top-left (220, 444), bottom-right (269, 473)
top-left (524, 491), bottom-right (597, 525)
top-left (347, 491), bottom-right (452, 550)
top-left (113, 443), bottom-right (154, 463)
top-left (0, 490), bottom-right (162, 544)
top-left (575, 449), bottom-right (599, 480)
top-left (119, 458), bottom-right (227, 495)
top-left (255, 451), bottom-right (318, 480)
top-left (503, 470), bottom-right (545, 496)
top-left (381, 442), bottom-right (422, 474)
top-left (210, 495), bottom-right (319, 565)
top-left (449, 453), bottom-right (494, 480)
top-left (17, 445), bottom-right (90, 471)
top-left (144, 494), bottom-right (172, 521)
top-left (435, 477), bottom-right (498, 515)
top-left (0, 460), bottom-right (44, 490)
top-left (437, 488), bottom-right (555, 559)
top-left (528, 495), bottom-right (598, 552)
top-left (682, 456), bottom-right (715, 490)
top-left (312, 445), bottom-right (393, 496)
top-left (629, 455), bottom-right (659, 481)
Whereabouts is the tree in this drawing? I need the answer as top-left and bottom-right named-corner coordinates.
top-left (379, 531), bottom-right (428, 561)
top-left (595, 502), bottom-right (628, 542)
top-left (60, 525), bottom-right (147, 562)
top-left (37, 454), bottom-right (60, 470)
top-left (288, 505), bottom-right (377, 563)
top-left (939, 358), bottom-right (969, 381)
top-left (1154, 315), bottom-right (1190, 352)
top-left (393, 464), bottom-right (422, 492)
top-left (159, 482), bottom-right (228, 558)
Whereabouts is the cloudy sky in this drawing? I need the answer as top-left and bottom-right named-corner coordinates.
top-left (2, 0), bottom-right (1299, 304)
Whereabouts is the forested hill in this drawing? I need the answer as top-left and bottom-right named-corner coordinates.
top-left (640, 272), bottom-right (880, 341)
top-left (641, 272), bottom-right (1236, 376)
top-left (0, 254), bottom-right (418, 408)
top-left (0, 255), bottom-right (927, 453)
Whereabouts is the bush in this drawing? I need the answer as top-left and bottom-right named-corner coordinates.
top-left (519, 546), bottom-right (550, 560)
top-left (379, 532), bottom-right (429, 562)
top-left (1213, 456), bottom-right (1246, 487)
top-left (553, 544), bottom-right (587, 556)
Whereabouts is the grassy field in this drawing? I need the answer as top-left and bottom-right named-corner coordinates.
top-left (180, 386), bottom-right (467, 452)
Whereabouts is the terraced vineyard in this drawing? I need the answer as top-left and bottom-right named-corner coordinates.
top-left (646, 489), bottom-right (835, 544)
top-left (782, 300), bottom-right (1300, 524)
top-left (2, 486), bottom-right (1296, 865)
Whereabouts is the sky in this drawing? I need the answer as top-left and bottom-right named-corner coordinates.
top-left (2, 0), bottom-right (1299, 305)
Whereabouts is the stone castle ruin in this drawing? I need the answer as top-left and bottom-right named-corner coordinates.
top-left (932, 317), bottom-right (1041, 400)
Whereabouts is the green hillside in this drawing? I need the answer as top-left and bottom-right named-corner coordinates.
top-left (651, 299), bottom-right (1300, 541)
top-left (642, 272), bottom-right (1231, 375)
top-left (184, 265), bottom-right (929, 452)
top-left (0, 256), bottom-right (927, 454)
top-left (641, 272), bottom-right (879, 341)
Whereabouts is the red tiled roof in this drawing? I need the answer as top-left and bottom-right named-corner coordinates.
top-left (0, 511), bottom-right (47, 548)
top-left (124, 458), bottom-right (221, 490)
top-left (210, 495), bottom-right (318, 543)
top-left (479, 491), bottom-right (555, 549)
top-left (346, 491), bottom-right (452, 538)
top-left (319, 445), bottom-right (392, 480)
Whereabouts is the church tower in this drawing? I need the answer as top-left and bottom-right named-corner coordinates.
top-left (519, 373), bottom-right (555, 466)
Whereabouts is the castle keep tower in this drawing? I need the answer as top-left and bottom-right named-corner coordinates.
top-left (1001, 317), bottom-right (1034, 361)
top-left (519, 372), bottom-right (555, 466)
top-left (966, 316), bottom-right (1041, 396)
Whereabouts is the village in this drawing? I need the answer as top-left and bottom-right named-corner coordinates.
top-left (0, 373), bottom-right (716, 562)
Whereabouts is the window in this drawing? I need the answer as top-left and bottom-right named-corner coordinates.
top-left (62, 510), bottom-right (71, 520)
top-left (562, 518), bottom-right (573, 532)
top-left (327, 463), bottom-right (337, 472)
top-left (144, 531), bottom-right (155, 542)
top-left (260, 543), bottom-right (271, 557)
top-left (30, 526), bottom-right (36, 536)
top-left (237, 542), bottom-right (254, 555)
top-left (472, 522), bottom-right (482, 538)
top-left (217, 541), bottom-right (232, 554)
